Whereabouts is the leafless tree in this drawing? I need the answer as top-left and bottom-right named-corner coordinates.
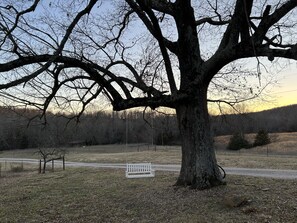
top-left (0, 0), bottom-right (296, 189)
top-left (36, 147), bottom-right (66, 174)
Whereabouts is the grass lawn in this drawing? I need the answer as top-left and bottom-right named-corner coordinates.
top-left (1, 131), bottom-right (297, 171)
top-left (1, 133), bottom-right (297, 222)
top-left (1, 144), bottom-right (297, 170)
top-left (0, 167), bottom-right (296, 223)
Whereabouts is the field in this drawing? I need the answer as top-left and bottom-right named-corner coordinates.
top-left (1, 168), bottom-right (297, 222)
top-left (0, 132), bottom-right (297, 222)
top-left (1, 132), bottom-right (297, 170)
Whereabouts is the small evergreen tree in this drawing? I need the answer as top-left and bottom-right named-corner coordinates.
top-left (253, 130), bottom-right (270, 147)
top-left (227, 132), bottom-right (250, 150)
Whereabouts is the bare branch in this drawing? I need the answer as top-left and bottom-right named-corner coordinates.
top-left (195, 17), bottom-right (230, 26)
top-left (253, 0), bottom-right (297, 45)
top-left (1, 0), bottom-right (40, 36)
top-left (145, 0), bottom-right (175, 15)
top-left (196, 0), bottom-right (230, 26)
top-left (218, 0), bottom-right (253, 51)
top-left (106, 60), bottom-right (163, 97)
top-left (126, 0), bottom-right (177, 93)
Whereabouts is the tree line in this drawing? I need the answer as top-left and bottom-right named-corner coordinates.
top-left (212, 104), bottom-right (297, 135)
top-left (0, 107), bottom-right (179, 150)
top-left (1, 104), bottom-right (297, 151)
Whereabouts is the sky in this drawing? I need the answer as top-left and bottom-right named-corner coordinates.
top-left (1, 1), bottom-right (296, 115)
top-left (267, 68), bottom-right (297, 107)
top-left (259, 65), bottom-right (297, 111)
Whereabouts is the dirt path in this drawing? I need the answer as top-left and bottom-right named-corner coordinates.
top-left (1, 158), bottom-right (297, 179)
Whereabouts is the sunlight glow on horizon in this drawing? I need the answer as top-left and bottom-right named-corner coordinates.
top-left (258, 68), bottom-right (297, 111)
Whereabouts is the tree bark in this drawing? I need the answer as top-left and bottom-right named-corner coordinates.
top-left (43, 159), bottom-right (46, 174)
top-left (175, 87), bottom-right (225, 189)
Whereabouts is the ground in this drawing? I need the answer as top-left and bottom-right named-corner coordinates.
top-left (0, 168), bottom-right (296, 222)
top-left (0, 132), bottom-right (297, 222)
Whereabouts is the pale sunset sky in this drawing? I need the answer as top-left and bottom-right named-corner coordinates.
top-left (3, 1), bottom-right (295, 116)
top-left (259, 66), bottom-right (297, 111)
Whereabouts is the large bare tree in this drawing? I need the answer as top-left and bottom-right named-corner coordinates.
top-left (0, 0), bottom-right (296, 189)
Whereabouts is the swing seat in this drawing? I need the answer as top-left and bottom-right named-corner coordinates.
top-left (125, 162), bottom-right (155, 178)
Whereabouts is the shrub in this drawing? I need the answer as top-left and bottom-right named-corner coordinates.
top-left (227, 132), bottom-right (250, 150)
top-left (253, 130), bottom-right (270, 147)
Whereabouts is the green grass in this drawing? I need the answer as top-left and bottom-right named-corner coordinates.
top-left (0, 168), bottom-right (296, 222)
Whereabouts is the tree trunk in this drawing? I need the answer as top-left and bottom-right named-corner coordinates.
top-left (175, 88), bottom-right (225, 189)
top-left (43, 159), bottom-right (46, 174)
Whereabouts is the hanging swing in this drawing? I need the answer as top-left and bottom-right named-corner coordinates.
top-left (124, 109), bottom-right (155, 178)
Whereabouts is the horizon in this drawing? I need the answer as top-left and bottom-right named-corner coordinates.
top-left (208, 67), bottom-right (297, 115)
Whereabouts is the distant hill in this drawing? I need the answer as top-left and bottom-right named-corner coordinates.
top-left (211, 104), bottom-right (297, 136)
top-left (1, 104), bottom-right (297, 150)
top-left (214, 131), bottom-right (297, 155)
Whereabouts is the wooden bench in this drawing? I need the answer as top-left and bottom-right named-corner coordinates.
top-left (125, 163), bottom-right (155, 178)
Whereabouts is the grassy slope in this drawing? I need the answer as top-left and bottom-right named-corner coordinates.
top-left (215, 132), bottom-right (297, 155)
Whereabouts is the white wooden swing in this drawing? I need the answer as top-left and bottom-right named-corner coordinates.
top-left (125, 162), bottom-right (155, 178)
top-left (124, 111), bottom-right (155, 178)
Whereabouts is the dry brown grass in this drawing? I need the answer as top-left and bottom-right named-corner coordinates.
top-left (64, 148), bottom-right (297, 170)
top-left (215, 132), bottom-right (297, 155)
top-left (216, 154), bottom-right (297, 170)
top-left (1, 133), bottom-right (296, 222)
top-left (67, 149), bottom-right (182, 164)
top-left (0, 168), bottom-right (296, 223)
top-left (1, 132), bottom-right (297, 170)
